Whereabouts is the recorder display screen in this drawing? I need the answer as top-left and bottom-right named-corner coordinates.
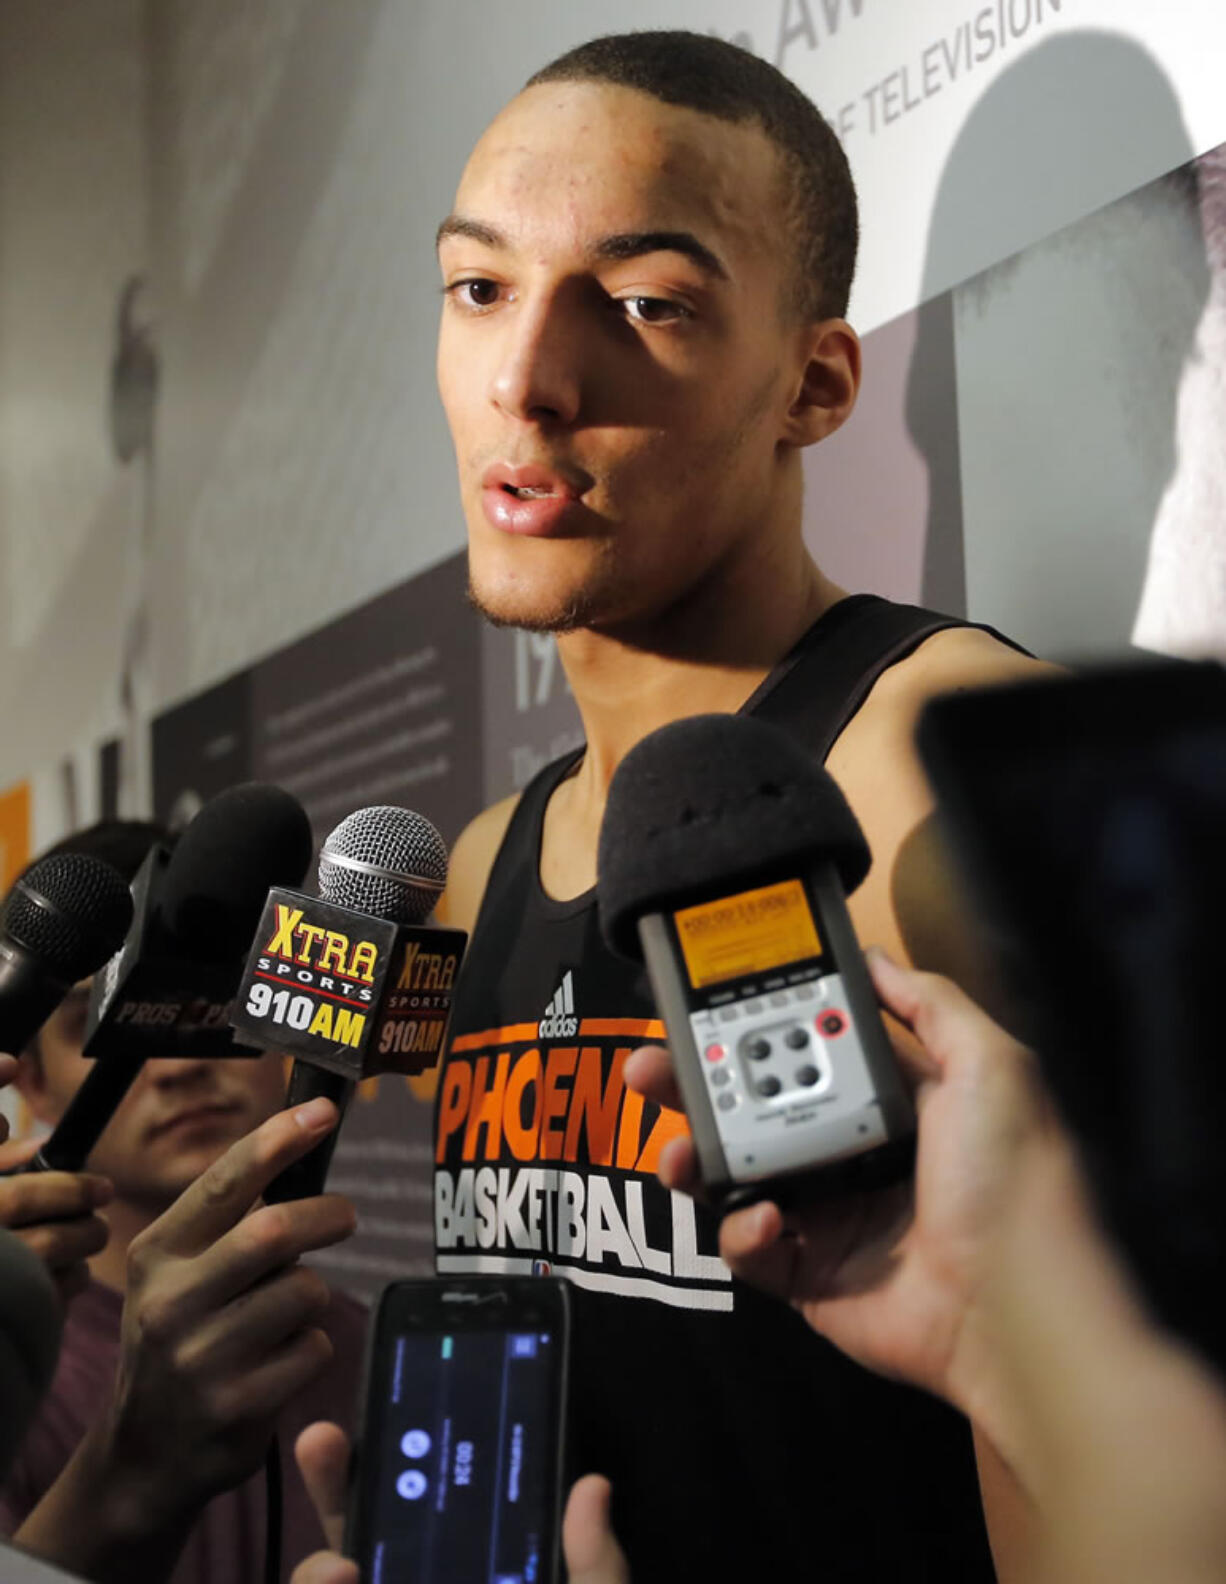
top-left (673, 878), bottom-right (823, 990)
top-left (365, 1327), bottom-right (557, 1584)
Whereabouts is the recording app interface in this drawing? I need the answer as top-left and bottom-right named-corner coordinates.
top-left (366, 1326), bottom-right (556, 1584)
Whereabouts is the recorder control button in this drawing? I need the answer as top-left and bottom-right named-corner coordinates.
top-left (756, 1075), bottom-right (782, 1098)
top-left (784, 1026), bottom-right (810, 1050)
top-left (717, 1091), bottom-right (738, 1111)
top-left (769, 992), bottom-right (789, 1008)
top-left (745, 999), bottom-right (764, 1014)
top-left (795, 1064), bottom-right (820, 1087)
top-left (710, 1066), bottom-right (730, 1088)
top-left (704, 1042), bottom-right (727, 1063)
top-left (718, 1005), bottom-right (739, 1023)
top-left (793, 982), bottom-right (815, 1000)
top-left (817, 1011), bottom-right (848, 1039)
top-left (745, 1037), bottom-right (772, 1061)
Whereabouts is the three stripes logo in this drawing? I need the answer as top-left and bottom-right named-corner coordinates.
top-left (538, 970), bottom-right (578, 1039)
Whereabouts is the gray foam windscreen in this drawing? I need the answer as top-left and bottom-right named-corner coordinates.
top-left (317, 805), bottom-right (448, 925)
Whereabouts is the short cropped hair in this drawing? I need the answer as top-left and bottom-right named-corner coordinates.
top-left (526, 30), bottom-right (858, 320)
top-left (23, 819), bottom-right (170, 886)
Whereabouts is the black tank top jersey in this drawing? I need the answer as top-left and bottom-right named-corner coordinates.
top-left (434, 596), bottom-right (1011, 1582)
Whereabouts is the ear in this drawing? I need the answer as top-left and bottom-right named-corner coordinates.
top-left (780, 319), bottom-right (861, 449)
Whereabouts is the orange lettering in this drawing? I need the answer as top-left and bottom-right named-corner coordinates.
top-left (502, 1049), bottom-right (544, 1162)
top-left (563, 1047), bottom-right (626, 1167)
top-left (462, 1052), bottom-right (510, 1161)
top-left (435, 1059), bottom-right (472, 1161)
top-left (635, 1105), bottom-right (690, 1175)
top-left (616, 1079), bottom-right (645, 1170)
top-left (540, 1047), bottom-right (578, 1161)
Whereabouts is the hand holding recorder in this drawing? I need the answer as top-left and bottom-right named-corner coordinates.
top-left (626, 951), bottom-right (1050, 1429)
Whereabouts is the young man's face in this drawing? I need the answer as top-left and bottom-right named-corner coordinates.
top-left (437, 81), bottom-right (818, 634)
top-left (19, 984), bottom-right (287, 1209)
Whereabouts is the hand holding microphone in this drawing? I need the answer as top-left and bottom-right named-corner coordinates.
top-left (10, 1094), bottom-right (357, 1583)
top-left (231, 803), bottom-right (468, 1202)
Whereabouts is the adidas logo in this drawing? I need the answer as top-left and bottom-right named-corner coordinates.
top-left (538, 970), bottom-right (578, 1039)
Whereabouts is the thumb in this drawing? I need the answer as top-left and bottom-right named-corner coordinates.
top-left (563, 1474), bottom-right (631, 1584)
top-left (295, 1421), bottom-right (351, 1554)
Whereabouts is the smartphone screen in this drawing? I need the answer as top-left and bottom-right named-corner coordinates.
top-left (350, 1278), bottom-right (569, 1584)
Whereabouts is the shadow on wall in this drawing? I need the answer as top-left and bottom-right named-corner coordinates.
top-left (909, 30), bottom-right (1209, 657)
top-left (807, 30), bottom-right (1211, 650)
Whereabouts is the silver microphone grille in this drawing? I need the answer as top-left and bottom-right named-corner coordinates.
top-left (318, 805), bottom-right (448, 924)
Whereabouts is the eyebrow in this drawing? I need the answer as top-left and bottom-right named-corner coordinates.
top-left (435, 215), bottom-right (729, 280)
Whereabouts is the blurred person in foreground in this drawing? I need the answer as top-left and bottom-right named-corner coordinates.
top-left (0, 821), bottom-right (365, 1584)
top-left (291, 951), bottom-right (1226, 1584)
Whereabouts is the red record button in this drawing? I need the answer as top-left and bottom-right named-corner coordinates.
top-left (705, 1042), bottom-right (728, 1063)
top-left (816, 1011), bottom-right (848, 1039)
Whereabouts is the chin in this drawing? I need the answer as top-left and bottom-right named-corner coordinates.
top-left (466, 574), bottom-right (600, 634)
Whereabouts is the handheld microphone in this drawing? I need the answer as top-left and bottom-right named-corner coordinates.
top-left (231, 804), bottom-right (468, 1203)
top-left (0, 854), bottom-right (133, 1056)
top-left (596, 714), bottom-right (915, 1211)
top-left (0, 1228), bottom-right (62, 1480)
top-left (26, 784), bottom-right (314, 1175)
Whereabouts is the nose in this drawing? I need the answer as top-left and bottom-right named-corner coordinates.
top-left (490, 291), bottom-right (583, 426)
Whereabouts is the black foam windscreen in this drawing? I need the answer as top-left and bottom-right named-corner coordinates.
top-left (597, 714), bottom-right (870, 960)
top-left (2, 854), bottom-right (134, 983)
top-left (162, 783), bottom-right (314, 957)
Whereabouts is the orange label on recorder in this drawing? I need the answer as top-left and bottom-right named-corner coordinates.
top-left (674, 879), bottom-right (821, 990)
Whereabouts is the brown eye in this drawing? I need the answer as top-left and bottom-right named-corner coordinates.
top-left (453, 279), bottom-right (500, 308)
top-left (622, 296), bottom-right (688, 325)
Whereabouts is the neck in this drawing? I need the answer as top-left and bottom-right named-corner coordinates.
top-left (557, 536), bottom-right (843, 795)
top-left (88, 1194), bottom-right (164, 1293)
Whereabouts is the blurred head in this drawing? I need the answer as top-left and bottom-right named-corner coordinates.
top-left (14, 821), bottom-right (285, 1210)
top-left (437, 30), bottom-right (861, 636)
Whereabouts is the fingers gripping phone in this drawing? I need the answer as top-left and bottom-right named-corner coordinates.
top-left (346, 1277), bottom-right (570, 1584)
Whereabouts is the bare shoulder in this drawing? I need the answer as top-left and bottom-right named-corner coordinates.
top-left (830, 625), bottom-right (1057, 800)
top-left (436, 793), bottom-right (520, 933)
top-left (878, 623), bottom-right (1061, 710)
top-left (827, 624), bottom-right (1061, 979)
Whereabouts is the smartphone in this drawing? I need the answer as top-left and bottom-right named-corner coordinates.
top-left (917, 657), bottom-right (1226, 1374)
top-left (345, 1276), bottom-right (570, 1584)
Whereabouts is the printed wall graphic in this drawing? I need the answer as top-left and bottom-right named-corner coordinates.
top-left (0, 780), bottom-right (31, 890)
top-left (249, 552), bottom-right (482, 846)
top-left (802, 292), bottom-right (964, 614)
top-left (1133, 145), bottom-right (1226, 658)
top-left (150, 551), bottom-right (485, 1300)
top-left (955, 138), bottom-right (1222, 660)
top-left (480, 626), bottom-right (584, 806)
